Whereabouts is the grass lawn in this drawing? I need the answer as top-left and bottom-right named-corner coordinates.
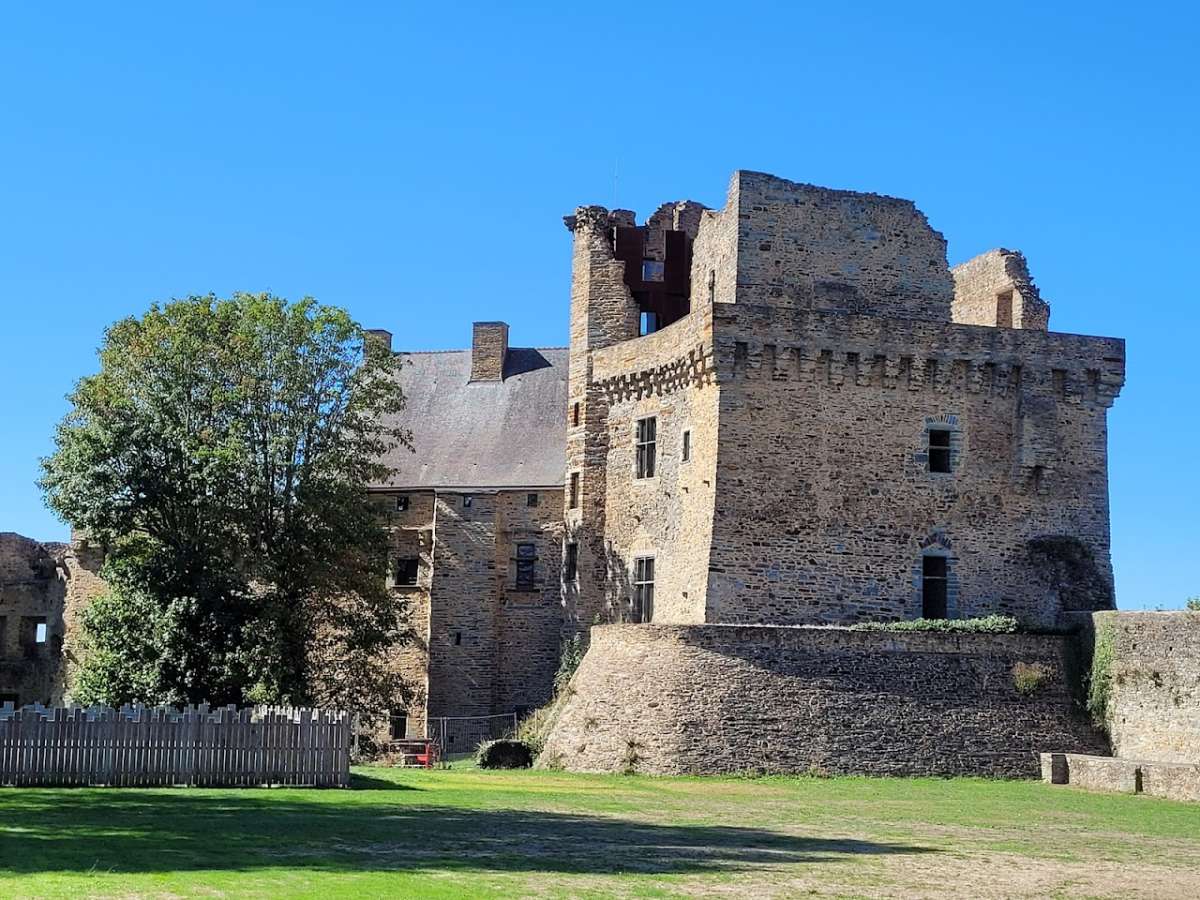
top-left (2, 766), bottom-right (1198, 899)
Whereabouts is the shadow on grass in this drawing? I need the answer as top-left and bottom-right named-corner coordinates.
top-left (0, 785), bottom-right (936, 877)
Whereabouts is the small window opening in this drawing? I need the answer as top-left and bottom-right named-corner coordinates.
top-left (462, 494), bottom-right (473, 508)
top-left (996, 290), bottom-right (1014, 328)
top-left (515, 542), bottom-right (537, 591)
top-left (569, 472), bottom-right (580, 509)
top-left (707, 269), bottom-right (715, 303)
top-left (921, 556), bottom-right (948, 619)
top-left (681, 429), bottom-right (692, 463)
top-left (572, 402), bottom-right (580, 427)
top-left (641, 258), bottom-right (664, 282)
top-left (635, 416), bottom-right (657, 479)
top-left (389, 709), bottom-right (408, 740)
top-left (395, 557), bottom-right (419, 587)
top-left (928, 428), bottom-right (951, 474)
top-left (527, 492), bottom-right (538, 508)
top-left (632, 557), bottom-right (655, 623)
top-left (0, 692), bottom-right (19, 708)
top-left (395, 495), bottom-right (409, 512)
top-left (454, 631), bottom-right (462, 646)
top-left (640, 311), bottom-right (659, 336)
top-left (564, 542), bottom-right (578, 581)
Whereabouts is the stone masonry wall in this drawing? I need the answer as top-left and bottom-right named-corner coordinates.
top-left (952, 249), bottom-right (1050, 331)
top-left (1093, 611), bottom-right (1200, 764)
top-left (704, 303), bottom-right (1124, 627)
top-left (728, 171), bottom-right (955, 322)
top-left (540, 624), bottom-right (1106, 777)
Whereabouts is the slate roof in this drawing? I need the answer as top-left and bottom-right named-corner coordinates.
top-left (372, 346), bottom-right (568, 490)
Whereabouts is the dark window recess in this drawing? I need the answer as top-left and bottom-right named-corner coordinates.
top-left (922, 556), bottom-right (948, 619)
top-left (996, 290), bottom-right (1014, 327)
top-left (633, 557), bottom-right (655, 623)
top-left (527, 493), bottom-right (538, 508)
top-left (395, 495), bottom-right (409, 512)
top-left (569, 472), bottom-right (580, 509)
top-left (515, 543), bottom-right (537, 591)
top-left (928, 428), bottom-right (952, 473)
top-left (564, 542), bottom-right (578, 581)
top-left (642, 259), bottom-right (665, 282)
top-left (0, 693), bottom-right (19, 708)
top-left (707, 269), bottom-right (715, 303)
top-left (640, 311), bottom-right (659, 336)
top-left (389, 709), bottom-right (408, 740)
top-left (636, 417), bottom-right (657, 479)
top-left (572, 402), bottom-right (580, 427)
top-left (20, 617), bottom-right (47, 657)
top-left (0, 616), bottom-right (7, 653)
top-left (454, 632), bottom-right (462, 646)
top-left (682, 430), bottom-right (692, 463)
top-left (462, 494), bottom-right (473, 508)
top-left (395, 557), bottom-right (419, 587)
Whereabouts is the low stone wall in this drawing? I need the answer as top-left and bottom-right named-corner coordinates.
top-left (1042, 752), bottom-right (1200, 803)
top-left (539, 624), bottom-right (1106, 777)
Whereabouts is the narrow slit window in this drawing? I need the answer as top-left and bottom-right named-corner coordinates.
top-left (564, 542), bottom-right (578, 581)
top-left (527, 492), bottom-right (538, 508)
top-left (635, 416), bottom-right (657, 479)
top-left (569, 472), bottom-right (580, 509)
top-left (572, 402), bottom-right (580, 427)
top-left (515, 542), bottom-right (537, 591)
top-left (922, 556), bottom-right (948, 619)
top-left (462, 494), bottom-right (473, 508)
top-left (640, 311), bottom-right (659, 336)
top-left (395, 495), bottom-right (409, 512)
top-left (681, 429), bottom-right (692, 463)
top-left (996, 290), bottom-right (1014, 328)
top-left (928, 428), bottom-right (952, 474)
top-left (633, 556), bottom-right (655, 623)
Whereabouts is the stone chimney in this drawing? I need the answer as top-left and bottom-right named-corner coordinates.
top-left (364, 329), bottom-right (393, 352)
top-left (470, 321), bottom-right (508, 382)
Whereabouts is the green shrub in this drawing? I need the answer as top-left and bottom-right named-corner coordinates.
top-left (476, 739), bottom-right (534, 769)
top-left (850, 615), bottom-right (1019, 634)
top-left (1012, 661), bottom-right (1052, 695)
top-left (1186, 597), bottom-right (1200, 612)
top-left (1087, 619), bottom-right (1116, 725)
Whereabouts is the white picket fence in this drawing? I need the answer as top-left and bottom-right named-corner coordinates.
top-left (0, 703), bottom-right (352, 788)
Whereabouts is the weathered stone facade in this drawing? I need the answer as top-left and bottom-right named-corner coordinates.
top-left (540, 624), bottom-right (1107, 777)
top-left (564, 170), bottom-right (1124, 630)
top-left (0, 532), bottom-right (105, 707)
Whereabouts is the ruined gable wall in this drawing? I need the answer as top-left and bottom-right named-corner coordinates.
top-left (0, 534), bottom-right (68, 705)
top-left (705, 304), bottom-right (1124, 627)
top-left (730, 171), bottom-right (955, 321)
top-left (589, 307), bottom-right (718, 624)
top-left (953, 249), bottom-right (1050, 330)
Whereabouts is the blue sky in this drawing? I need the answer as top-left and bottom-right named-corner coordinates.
top-left (1, 3), bottom-right (1196, 608)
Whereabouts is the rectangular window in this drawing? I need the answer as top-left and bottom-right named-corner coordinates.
top-left (527, 493), bottom-right (538, 508)
top-left (922, 556), bottom-right (948, 619)
top-left (639, 311), bottom-right (659, 336)
top-left (515, 542), bottom-right (537, 591)
top-left (681, 429), bottom-right (691, 463)
top-left (395, 557), bottom-right (419, 587)
top-left (635, 416), bottom-right (657, 479)
top-left (462, 494), bottom-right (473, 508)
top-left (395, 495), bottom-right (409, 512)
top-left (389, 709), bottom-right (408, 740)
top-left (572, 402), bottom-right (580, 427)
top-left (928, 428), bottom-right (951, 474)
top-left (642, 258), bottom-right (664, 282)
top-left (569, 472), bottom-right (580, 509)
top-left (564, 542), bottom-right (578, 581)
top-left (20, 617), bottom-right (47, 657)
top-left (633, 557), bottom-right (655, 623)
top-left (0, 692), bottom-right (19, 709)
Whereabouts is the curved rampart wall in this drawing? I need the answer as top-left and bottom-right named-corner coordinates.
top-left (539, 624), bottom-right (1106, 777)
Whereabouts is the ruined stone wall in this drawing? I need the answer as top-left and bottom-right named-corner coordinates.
top-left (540, 624), bottom-right (1106, 777)
top-left (705, 304), bottom-right (1124, 627)
top-left (589, 309), bottom-right (718, 623)
top-left (0, 533), bottom-right (105, 706)
top-left (728, 171), bottom-right (955, 321)
top-left (952, 249), bottom-right (1050, 330)
top-left (1092, 611), bottom-right (1200, 764)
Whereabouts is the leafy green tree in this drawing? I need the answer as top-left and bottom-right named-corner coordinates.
top-left (41, 294), bottom-right (411, 719)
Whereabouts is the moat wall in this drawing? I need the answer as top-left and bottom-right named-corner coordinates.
top-left (539, 624), bottom-right (1107, 777)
